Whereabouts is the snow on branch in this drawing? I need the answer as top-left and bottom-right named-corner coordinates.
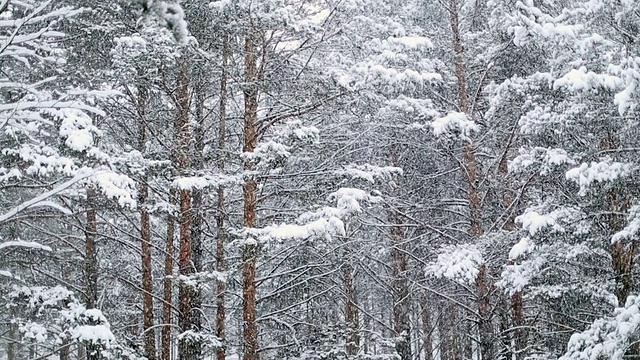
top-left (335, 164), bottom-right (403, 184)
top-left (515, 211), bottom-right (561, 236)
top-left (242, 188), bottom-right (380, 245)
top-left (611, 205), bottom-right (640, 244)
top-left (509, 237), bottom-right (533, 260)
top-left (0, 171), bottom-right (91, 225)
top-left (560, 295), bottom-right (640, 360)
top-left (426, 244), bottom-right (484, 285)
top-left (497, 255), bottom-right (546, 296)
top-left (509, 147), bottom-right (574, 174)
top-left (566, 159), bottom-right (632, 195)
top-left (0, 240), bottom-right (52, 252)
top-left (515, 206), bottom-right (580, 236)
top-left (172, 173), bottom-right (239, 190)
top-left (431, 112), bottom-right (479, 139)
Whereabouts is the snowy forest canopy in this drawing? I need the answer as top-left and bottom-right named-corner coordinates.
top-left (2, 0), bottom-right (640, 360)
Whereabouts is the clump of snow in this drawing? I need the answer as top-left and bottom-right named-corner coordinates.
top-left (498, 255), bottom-right (546, 295)
top-left (59, 109), bottom-right (100, 152)
top-left (516, 211), bottom-right (561, 236)
top-left (431, 112), bottom-right (479, 139)
top-left (20, 322), bottom-right (48, 342)
top-left (553, 66), bottom-right (622, 92)
top-left (177, 330), bottom-right (222, 349)
top-left (426, 244), bottom-right (484, 285)
top-left (90, 171), bottom-right (137, 208)
top-left (566, 159), bottom-right (632, 195)
top-left (71, 324), bottom-right (115, 346)
top-left (509, 237), bottom-right (533, 260)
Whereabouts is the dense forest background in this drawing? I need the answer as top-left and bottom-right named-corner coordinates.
top-left (2, 0), bottom-right (640, 359)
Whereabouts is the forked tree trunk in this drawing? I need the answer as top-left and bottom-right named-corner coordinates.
top-left (137, 84), bottom-right (157, 360)
top-left (448, 1), bottom-right (493, 358)
top-left (216, 28), bottom-right (230, 360)
top-left (162, 189), bottom-right (176, 360)
top-left (242, 30), bottom-right (260, 360)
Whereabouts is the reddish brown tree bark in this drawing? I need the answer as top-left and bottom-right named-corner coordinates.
top-left (216, 28), bottom-right (230, 360)
top-left (162, 189), bottom-right (176, 360)
top-left (448, 1), bottom-right (493, 358)
top-left (175, 62), bottom-right (199, 360)
top-left (389, 152), bottom-right (411, 360)
top-left (137, 84), bottom-right (157, 360)
top-left (343, 259), bottom-right (360, 356)
top-left (242, 30), bottom-right (260, 360)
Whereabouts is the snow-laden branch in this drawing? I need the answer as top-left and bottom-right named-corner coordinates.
top-left (0, 171), bottom-right (91, 225)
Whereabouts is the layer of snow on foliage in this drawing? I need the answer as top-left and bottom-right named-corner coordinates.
top-left (259, 217), bottom-right (345, 242)
top-left (177, 330), bottom-right (222, 349)
top-left (0, 240), bottom-right (52, 252)
top-left (515, 211), bottom-right (560, 236)
top-left (426, 244), bottom-right (484, 285)
top-left (566, 159), bottom-right (632, 195)
top-left (328, 187), bottom-right (381, 214)
top-left (388, 36), bottom-right (433, 49)
top-left (612, 205), bottom-right (640, 244)
top-left (498, 255), bottom-right (546, 295)
top-left (553, 66), bottom-right (622, 92)
top-left (72, 324), bottom-right (115, 346)
top-left (509, 237), bottom-right (533, 260)
top-left (20, 322), bottom-right (48, 342)
top-left (250, 188), bottom-right (380, 243)
top-left (431, 112), bottom-right (479, 139)
top-left (173, 174), bottom-right (237, 190)
top-left (90, 171), bottom-right (137, 208)
top-left (560, 295), bottom-right (640, 360)
top-left (59, 109), bottom-right (100, 152)
top-left (176, 271), bottom-right (227, 289)
top-left (509, 147), bottom-right (574, 173)
top-left (335, 164), bottom-right (403, 184)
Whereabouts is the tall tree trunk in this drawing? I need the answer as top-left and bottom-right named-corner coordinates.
top-left (599, 137), bottom-right (635, 306)
top-left (137, 84), bottom-right (157, 360)
top-left (391, 219), bottom-right (410, 360)
top-left (85, 186), bottom-right (99, 360)
top-left (188, 80), bottom-right (205, 355)
top-left (500, 145), bottom-right (526, 360)
top-left (448, 1), bottom-right (493, 358)
top-left (162, 189), bottom-right (176, 360)
top-left (437, 306), bottom-right (447, 360)
top-left (420, 300), bottom-right (433, 360)
top-left (389, 152), bottom-right (411, 360)
top-left (7, 320), bottom-right (16, 360)
top-left (344, 258), bottom-right (360, 356)
top-left (216, 28), bottom-right (230, 360)
top-left (242, 30), bottom-right (260, 360)
top-left (175, 62), bottom-right (198, 360)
